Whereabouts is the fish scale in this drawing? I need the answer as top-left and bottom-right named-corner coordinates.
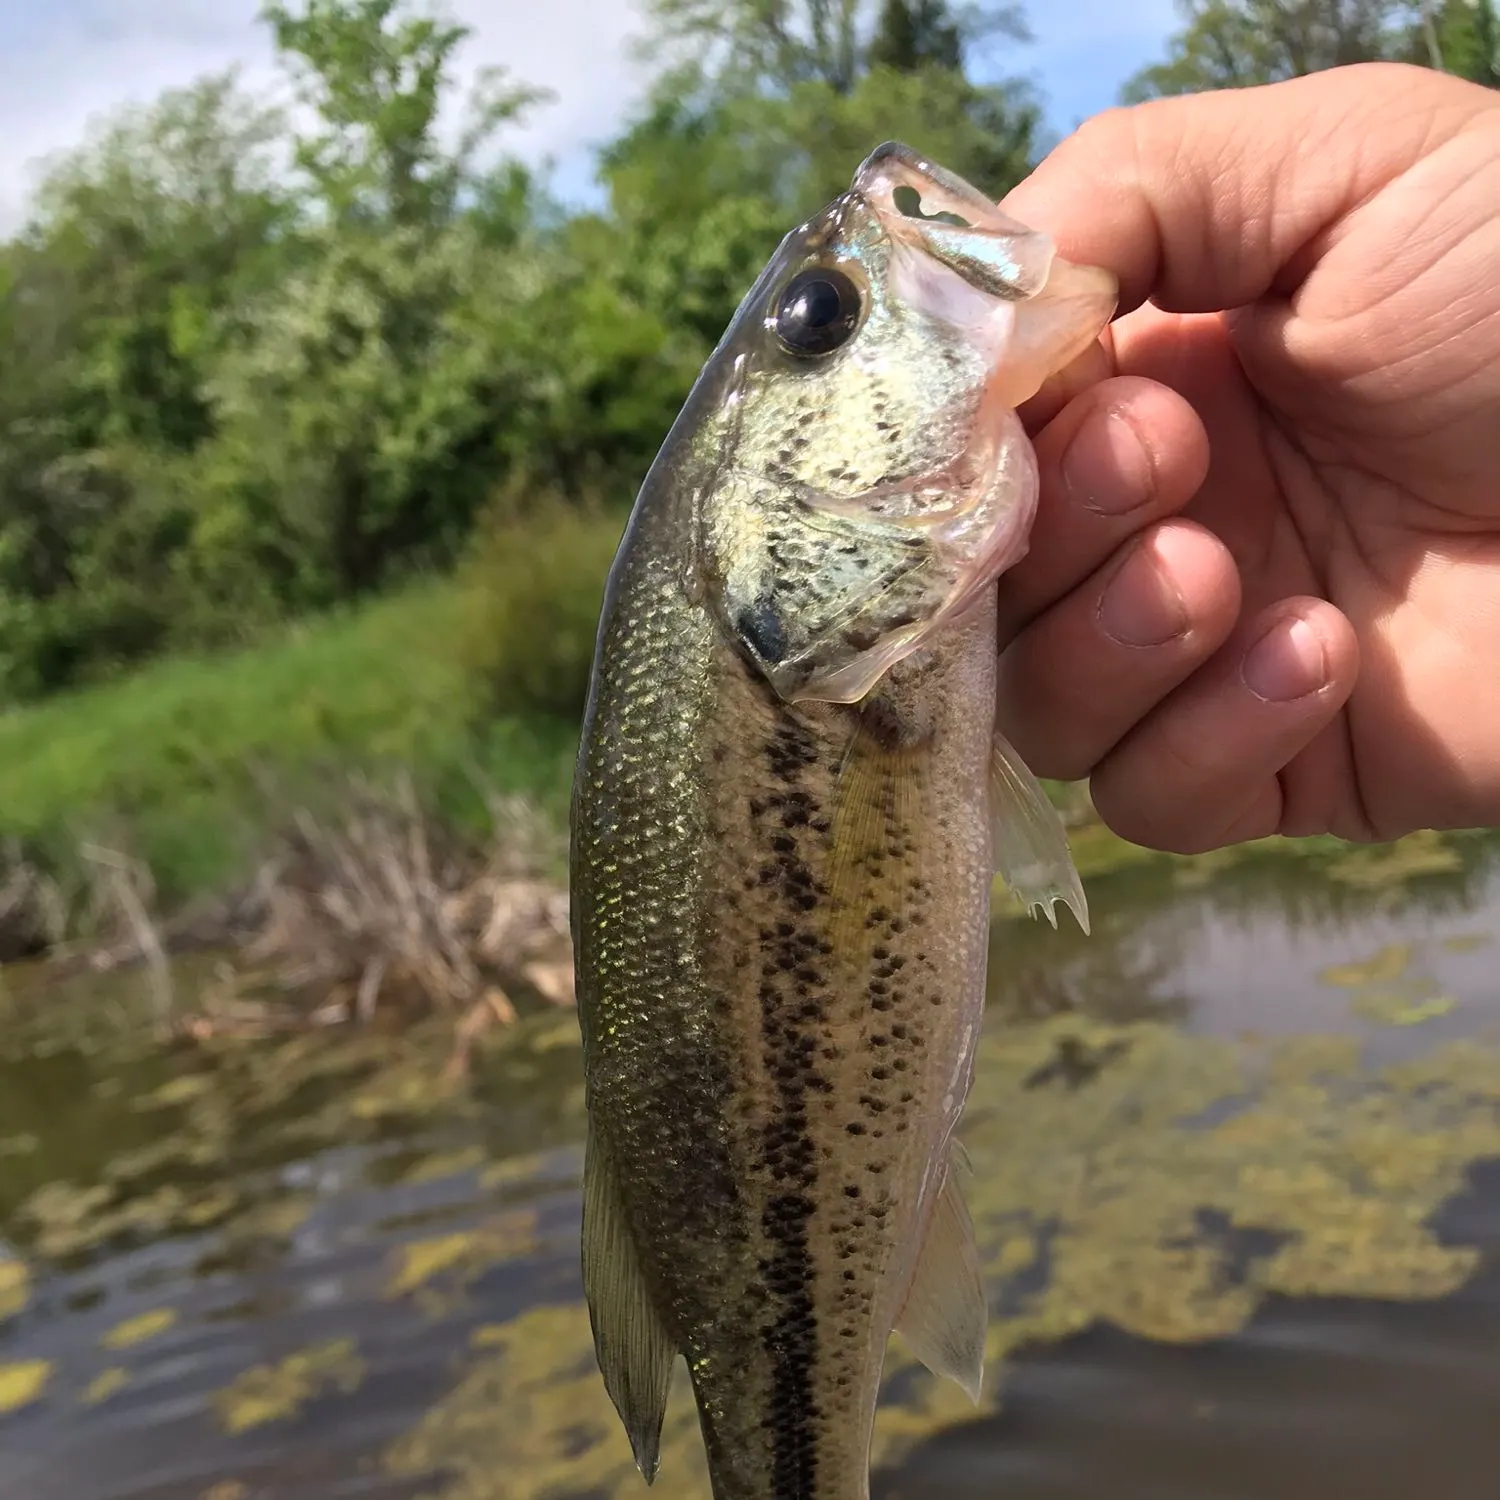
top-left (572, 142), bottom-right (1115, 1500)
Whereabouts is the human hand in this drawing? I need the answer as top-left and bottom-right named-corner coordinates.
top-left (991, 62), bottom-right (1500, 852)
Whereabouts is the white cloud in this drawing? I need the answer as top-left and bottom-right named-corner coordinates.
top-left (0, 3), bottom-right (273, 229)
top-left (0, 0), bottom-right (646, 230)
top-left (0, 0), bottom-right (1179, 232)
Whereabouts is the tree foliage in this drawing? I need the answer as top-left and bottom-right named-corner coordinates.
top-left (1124, 0), bottom-right (1499, 99)
top-left (0, 0), bottom-right (1486, 705)
top-left (636, 0), bottom-right (1028, 94)
top-left (0, 0), bottom-right (1044, 701)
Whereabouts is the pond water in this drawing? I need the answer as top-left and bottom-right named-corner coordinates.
top-left (3, 827), bottom-right (1500, 1500)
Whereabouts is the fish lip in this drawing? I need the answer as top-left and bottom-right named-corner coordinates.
top-left (852, 141), bottom-right (1019, 229)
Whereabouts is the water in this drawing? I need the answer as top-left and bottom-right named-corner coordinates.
top-left (3, 828), bottom-right (1500, 1499)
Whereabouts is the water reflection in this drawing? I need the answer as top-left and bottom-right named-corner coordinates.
top-left (1, 829), bottom-right (1500, 1499)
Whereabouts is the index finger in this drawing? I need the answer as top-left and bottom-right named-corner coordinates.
top-left (1000, 63), bottom-right (1498, 318)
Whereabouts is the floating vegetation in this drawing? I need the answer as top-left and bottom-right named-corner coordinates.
top-left (1325, 829), bottom-right (1465, 887)
top-left (385, 1215), bottom-right (539, 1319)
top-left (1352, 991), bottom-right (1459, 1027)
top-left (2, 825), bottom-right (1499, 1499)
top-left (1320, 943), bottom-right (1414, 989)
top-left (0, 1260), bottom-right (27, 1321)
top-left (101, 1307), bottom-right (178, 1351)
top-left (211, 1337), bottom-right (366, 1435)
top-left (80, 1368), bottom-right (131, 1406)
top-left (0, 1358), bottom-right (53, 1416)
top-left (199, 1483), bottom-right (250, 1500)
top-left (3, 1017), bottom-right (500, 1272)
top-left (1314, 939), bottom-right (1468, 1027)
top-left (395, 1145), bottom-right (486, 1186)
top-left (388, 1012), bottom-right (1500, 1500)
top-left (1444, 932), bottom-right (1492, 953)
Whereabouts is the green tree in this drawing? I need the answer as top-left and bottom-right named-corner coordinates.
top-left (869, 0), bottom-right (964, 69)
top-left (1125, 0), bottom-right (1498, 97)
top-left (610, 0), bottom-right (1041, 361)
top-left (1123, 0), bottom-right (1412, 98)
top-left (0, 71), bottom-right (294, 695)
top-left (184, 1), bottom-right (552, 615)
top-left (1408, 0), bottom-right (1500, 83)
top-left (262, 0), bottom-right (546, 229)
top-left (639, 0), bottom-right (1027, 94)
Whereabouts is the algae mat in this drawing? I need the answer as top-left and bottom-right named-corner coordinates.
top-left (386, 1012), bottom-right (1500, 1500)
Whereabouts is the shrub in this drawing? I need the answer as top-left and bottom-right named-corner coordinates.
top-left (452, 492), bottom-right (627, 725)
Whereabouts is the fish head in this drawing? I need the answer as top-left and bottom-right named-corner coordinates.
top-left (694, 141), bottom-right (1117, 704)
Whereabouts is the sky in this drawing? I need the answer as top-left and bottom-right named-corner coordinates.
top-left (0, 1), bottom-right (1182, 232)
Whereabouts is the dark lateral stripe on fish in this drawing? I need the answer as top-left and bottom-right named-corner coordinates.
top-left (755, 716), bottom-right (831, 1500)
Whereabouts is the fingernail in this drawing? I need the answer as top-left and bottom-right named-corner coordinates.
top-left (1097, 537), bottom-right (1189, 647)
top-left (1062, 409), bottom-right (1154, 515)
top-left (1242, 616), bottom-right (1327, 702)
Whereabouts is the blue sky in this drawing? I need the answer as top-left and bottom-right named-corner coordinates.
top-left (0, 1), bottom-right (1181, 230)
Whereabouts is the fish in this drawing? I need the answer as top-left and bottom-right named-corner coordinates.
top-left (570, 141), bottom-right (1117, 1500)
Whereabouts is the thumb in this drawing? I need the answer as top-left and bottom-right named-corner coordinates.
top-left (1001, 62), bottom-right (1498, 318)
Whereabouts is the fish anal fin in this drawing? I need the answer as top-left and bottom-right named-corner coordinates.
top-left (893, 1143), bottom-right (987, 1404)
top-left (989, 726), bottom-right (1090, 936)
top-left (582, 1123), bottom-right (677, 1482)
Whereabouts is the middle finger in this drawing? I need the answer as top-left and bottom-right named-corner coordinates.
top-left (997, 374), bottom-right (1212, 646)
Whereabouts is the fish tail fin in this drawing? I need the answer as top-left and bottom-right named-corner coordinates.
top-left (582, 1121), bottom-right (677, 1482)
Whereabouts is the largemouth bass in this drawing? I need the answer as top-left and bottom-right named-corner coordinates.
top-left (571, 142), bottom-right (1117, 1500)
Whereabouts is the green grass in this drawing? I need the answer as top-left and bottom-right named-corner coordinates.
top-left (0, 581), bottom-right (582, 903)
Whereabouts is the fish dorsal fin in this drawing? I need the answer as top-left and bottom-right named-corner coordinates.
top-left (582, 1122), bottom-right (677, 1482)
top-left (989, 726), bottom-right (1090, 936)
top-left (892, 1141), bottom-right (987, 1403)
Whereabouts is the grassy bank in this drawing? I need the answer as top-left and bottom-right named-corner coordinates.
top-left (0, 494), bottom-right (1106, 978)
top-left (0, 580), bottom-right (580, 910)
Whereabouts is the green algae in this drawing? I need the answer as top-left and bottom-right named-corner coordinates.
top-left (1, 824), bottom-right (1498, 1497)
top-left (212, 1337), bottom-right (366, 1434)
top-left (80, 1367), bottom-right (132, 1406)
top-left (385, 1215), bottom-right (539, 1305)
top-left (0, 1259), bottom-right (27, 1322)
top-left (0, 1359), bottom-right (53, 1416)
top-left (101, 1307), bottom-right (178, 1351)
top-left (1320, 944), bottom-right (1414, 988)
top-left (386, 1011), bottom-right (1500, 1500)
top-left (2, 1015), bottom-right (497, 1270)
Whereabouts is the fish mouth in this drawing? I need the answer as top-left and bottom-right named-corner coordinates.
top-left (846, 140), bottom-right (1119, 580)
top-left (852, 141), bottom-right (1058, 303)
top-left (798, 144), bottom-right (1066, 607)
top-left (851, 140), bottom-right (1117, 403)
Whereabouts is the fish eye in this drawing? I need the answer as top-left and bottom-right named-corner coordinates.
top-left (770, 266), bottom-right (863, 358)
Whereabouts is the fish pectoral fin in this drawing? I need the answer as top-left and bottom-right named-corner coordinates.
top-left (989, 726), bottom-right (1090, 936)
top-left (893, 1144), bottom-right (987, 1404)
top-left (582, 1123), bottom-right (677, 1483)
